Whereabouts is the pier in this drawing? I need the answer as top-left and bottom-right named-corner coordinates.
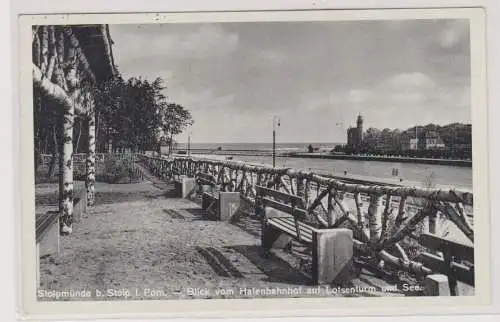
top-left (288, 153), bottom-right (473, 167)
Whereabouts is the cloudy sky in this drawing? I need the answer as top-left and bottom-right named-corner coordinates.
top-left (109, 19), bottom-right (470, 144)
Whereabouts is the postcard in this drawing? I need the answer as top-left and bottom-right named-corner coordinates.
top-left (18, 7), bottom-right (490, 319)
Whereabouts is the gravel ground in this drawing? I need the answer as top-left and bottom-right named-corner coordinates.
top-left (37, 177), bottom-right (407, 301)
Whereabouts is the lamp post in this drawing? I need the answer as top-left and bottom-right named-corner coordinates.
top-left (188, 131), bottom-right (192, 157)
top-left (273, 116), bottom-right (280, 168)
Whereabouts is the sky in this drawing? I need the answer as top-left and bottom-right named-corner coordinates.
top-left (109, 19), bottom-right (471, 144)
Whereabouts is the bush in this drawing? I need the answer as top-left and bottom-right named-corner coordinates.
top-left (98, 157), bottom-right (143, 184)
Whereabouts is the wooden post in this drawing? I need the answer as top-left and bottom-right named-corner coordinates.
top-left (59, 100), bottom-right (75, 234)
top-left (86, 107), bottom-right (96, 207)
top-left (367, 194), bottom-right (383, 245)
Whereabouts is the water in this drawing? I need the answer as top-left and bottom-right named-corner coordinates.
top-left (177, 142), bottom-right (340, 152)
top-left (175, 142), bottom-right (473, 190)
top-left (228, 155), bottom-right (472, 189)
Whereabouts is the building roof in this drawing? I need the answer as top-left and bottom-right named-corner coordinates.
top-left (72, 25), bottom-right (117, 83)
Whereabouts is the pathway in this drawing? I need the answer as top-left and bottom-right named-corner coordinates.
top-left (37, 173), bottom-right (407, 300)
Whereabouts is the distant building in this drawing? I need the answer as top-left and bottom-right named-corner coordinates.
top-left (409, 138), bottom-right (419, 150)
top-left (424, 131), bottom-right (446, 149)
top-left (346, 114), bottom-right (364, 150)
top-left (402, 130), bottom-right (446, 151)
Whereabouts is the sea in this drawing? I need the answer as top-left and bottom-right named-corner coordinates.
top-left (176, 142), bottom-right (339, 152)
top-left (173, 142), bottom-right (473, 190)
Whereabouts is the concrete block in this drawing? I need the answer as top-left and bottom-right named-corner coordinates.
top-left (424, 274), bottom-right (451, 296)
top-left (175, 176), bottom-right (196, 198)
top-left (182, 177), bottom-right (196, 198)
top-left (218, 192), bottom-right (240, 221)
top-left (73, 198), bottom-right (82, 223)
top-left (312, 228), bottom-right (353, 285)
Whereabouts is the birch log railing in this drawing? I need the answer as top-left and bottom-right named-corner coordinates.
top-left (138, 155), bottom-right (474, 285)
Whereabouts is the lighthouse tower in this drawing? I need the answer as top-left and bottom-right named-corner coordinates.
top-left (356, 114), bottom-right (364, 147)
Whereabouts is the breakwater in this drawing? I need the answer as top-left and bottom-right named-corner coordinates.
top-left (173, 149), bottom-right (472, 167)
top-left (287, 153), bottom-right (472, 167)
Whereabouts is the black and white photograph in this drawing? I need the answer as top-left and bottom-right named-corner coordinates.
top-left (22, 8), bottom-right (489, 315)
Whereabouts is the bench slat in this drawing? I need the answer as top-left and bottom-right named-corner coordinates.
top-left (202, 191), bottom-right (219, 199)
top-left (262, 197), bottom-right (307, 220)
top-left (268, 219), bottom-right (301, 240)
top-left (416, 252), bottom-right (474, 286)
top-left (268, 217), bottom-right (313, 243)
top-left (256, 185), bottom-right (303, 206)
top-left (197, 173), bottom-right (216, 181)
top-left (418, 233), bottom-right (474, 263)
top-left (270, 217), bottom-right (313, 238)
top-left (269, 220), bottom-right (313, 242)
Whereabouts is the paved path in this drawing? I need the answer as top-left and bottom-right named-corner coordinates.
top-left (38, 176), bottom-right (406, 301)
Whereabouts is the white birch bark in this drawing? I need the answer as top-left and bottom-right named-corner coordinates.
top-left (86, 104), bottom-right (96, 206)
top-left (59, 97), bottom-right (75, 234)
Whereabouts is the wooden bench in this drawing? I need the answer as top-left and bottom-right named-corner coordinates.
top-left (174, 175), bottom-right (196, 198)
top-left (256, 185), bottom-right (353, 285)
top-left (36, 211), bottom-right (60, 287)
top-left (416, 233), bottom-right (474, 296)
top-left (196, 172), bottom-right (240, 221)
top-left (195, 172), bottom-right (218, 192)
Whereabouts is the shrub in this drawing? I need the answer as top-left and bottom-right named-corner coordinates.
top-left (98, 157), bottom-right (138, 184)
top-left (86, 157), bottom-right (142, 184)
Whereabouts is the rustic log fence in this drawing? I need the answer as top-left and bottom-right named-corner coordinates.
top-left (137, 154), bottom-right (474, 290)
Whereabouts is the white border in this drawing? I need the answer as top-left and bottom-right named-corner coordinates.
top-left (9, 1), bottom-right (497, 321)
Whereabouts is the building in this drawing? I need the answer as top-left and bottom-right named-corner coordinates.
top-left (424, 131), bottom-right (446, 149)
top-left (346, 114), bottom-right (364, 149)
top-left (401, 129), bottom-right (446, 151)
top-left (409, 138), bottom-right (419, 150)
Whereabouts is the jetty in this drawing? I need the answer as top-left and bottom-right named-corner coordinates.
top-left (288, 152), bottom-right (473, 167)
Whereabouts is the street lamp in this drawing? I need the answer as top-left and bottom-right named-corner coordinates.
top-left (273, 116), bottom-right (280, 168)
top-left (188, 131), bottom-right (192, 157)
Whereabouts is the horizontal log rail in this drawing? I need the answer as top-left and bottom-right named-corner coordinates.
top-left (137, 154), bottom-right (474, 286)
top-left (39, 153), bottom-right (136, 165)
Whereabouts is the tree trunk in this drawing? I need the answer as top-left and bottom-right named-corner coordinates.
top-left (59, 100), bottom-right (75, 234)
top-left (367, 194), bottom-right (383, 245)
top-left (47, 124), bottom-right (58, 179)
top-left (169, 133), bottom-right (173, 156)
top-left (86, 111), bottom-right (96, 206)
top-left (75, 118), bottom-right (82, 153)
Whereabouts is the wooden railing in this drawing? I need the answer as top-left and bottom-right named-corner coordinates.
top-left (137, 155), bottom-right (474, 289)
top-left (39, 153), bottom-right (137, 165)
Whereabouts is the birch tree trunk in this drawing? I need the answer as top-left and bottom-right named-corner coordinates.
top-left (367, 194), bottom-right (383, 245)
top-left (75, 119), bottom-right (82, 153)
top-left (86, 110), bottom-right (96, 206)
top-left (48, 125), bottom-right (58, 179)
top-left (59, 101), bottom-right (75, 234)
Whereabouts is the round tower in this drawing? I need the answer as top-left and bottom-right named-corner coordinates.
top-left (356, 114), bottom-right (364, 145)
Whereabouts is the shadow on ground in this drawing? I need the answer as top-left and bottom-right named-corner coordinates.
top-left (227, 245), bottom-right (312, 285)
top-left (183, 207), bottom-right (220, 221)
top-left (95, 191), bottom-right (166, 205)
top-left (195, 246), bottom-right (244, 278)
top-left (231, 214), bottom-right (262, 238)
